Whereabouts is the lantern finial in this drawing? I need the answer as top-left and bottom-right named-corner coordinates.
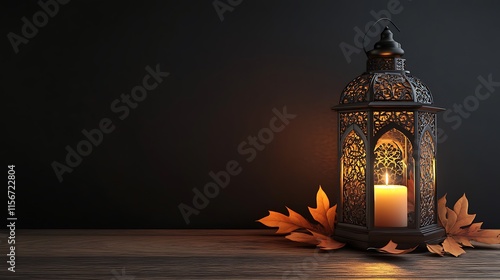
top-left (367, 26), bottom-right (405, 57)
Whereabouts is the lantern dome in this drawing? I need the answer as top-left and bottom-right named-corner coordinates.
top-left (339, 27), bottom-right (433, 105)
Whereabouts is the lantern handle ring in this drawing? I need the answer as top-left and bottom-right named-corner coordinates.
top-left (362, 18), bottom-right (401, 57)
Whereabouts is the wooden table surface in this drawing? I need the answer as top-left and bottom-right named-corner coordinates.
top-left (1, 229), bottom-right (500, 279)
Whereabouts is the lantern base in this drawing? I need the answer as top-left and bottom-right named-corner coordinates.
top-left (334, 223), bottom-right (445, 250)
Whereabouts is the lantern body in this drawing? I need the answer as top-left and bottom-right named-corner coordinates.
top-left (333, 27), bottom-right (445, 248)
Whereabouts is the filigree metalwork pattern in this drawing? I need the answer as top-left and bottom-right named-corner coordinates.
top-left (374, 142), bottom-right (403, 182)
top-left (418, 112), bottom-right (436, 137)
top-left (340, 112), bottom-right (368, 136)
top-left (373, 111), bottom-right (415, 135)
top-left (407, 75), bottom-right (433, 104)
top-left (367, 58), bottom-right (406, 71)
top-left (396, 58), bottom-right (405, 70)
top-left (341, 130), bottom-right (367, 226)
top-left (419, 131), bottom-right (436, 227)
top-left (340, 75), bottom-right (372, 104)
top-left (374, 129), bottom-right (413, 185)
top-left (373, 74), bottom-right (413, 101)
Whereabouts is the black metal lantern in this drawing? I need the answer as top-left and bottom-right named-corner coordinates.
top-left (333, 24), bottom-right (445, 248)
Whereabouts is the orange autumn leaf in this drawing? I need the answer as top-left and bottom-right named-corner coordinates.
top-left (428, 194), bottom-right (500, 257)
top-left (442, 236), bottom-right (465, 257)
top-left (368, 240), bottom-right (417, 254)
top-left (426, 244), bottom-right (445, 256)
top-left (437, 194), bottom-right (448, 228)
top-left (285, 231), bottom-right (345, 250)
top-left (308, 186), bottom-right (337, 235)
top-left (311, 231), bottom-right (345, 250)
top-left (258, 186), bottom-right (345, 250)
top-left (457, 222), bottom-right (500, 244)
top-left (285, 232), bottom-right (319, 245)
top-left (257, 207), bottom-right (314, 234)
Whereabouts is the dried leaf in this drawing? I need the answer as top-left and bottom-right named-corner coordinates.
top-left (451, 235), bottom-right (473, 248)
top-left (287, 207), bottom-right (315, 232)
top-left (308, 186), bottom-right (337, 235)
top-left (456, 222), bottom-right (500, 244)
top-left (368, 240), bottom-right (417, 254)
top-left (429, 193), bottom-right (500, 257)
top-left (257, 207), bottom-right (314, 234)
top-left (285, 231), bottom-right (345, 251)
top-left (310, 231), bottom-right (345, 250)
top-left (445, 207), bottom-right (457, 234)
top-left (426, 244), bottom-right (445, 256)
top-left (450, 194), bottom-right (476, 233)
top-left (437, 194), bottom-right (448, 228)
top-left (285, 232), bottom-right (319, 245)
top-left (257, 186), bottom-right (345, 251)
top-left (326, 205), bottom-right (337, 234)
top-left (442, 237), bottom-right (465, 257)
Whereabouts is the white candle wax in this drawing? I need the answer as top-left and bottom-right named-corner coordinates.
top-left (374, 184), bottom-right (407, 227)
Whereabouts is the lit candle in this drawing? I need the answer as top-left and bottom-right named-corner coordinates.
top-left (374, 173), bottom-right (407, 227)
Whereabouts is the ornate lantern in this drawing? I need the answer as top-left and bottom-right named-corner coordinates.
top-left (333, 24), bottom-right (445, 248)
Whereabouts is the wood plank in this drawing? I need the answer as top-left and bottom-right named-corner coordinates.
top-left (1, 230), bottom-right (500, 279)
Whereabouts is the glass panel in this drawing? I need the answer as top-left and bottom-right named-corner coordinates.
top-left (374, 128), bottom-right (415, 227)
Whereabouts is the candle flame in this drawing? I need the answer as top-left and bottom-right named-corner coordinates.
top-left (385, 173), bottom-right (389, 185)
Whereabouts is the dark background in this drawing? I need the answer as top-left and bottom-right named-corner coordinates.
top-left (1, 0), bottom-right (499, 229)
